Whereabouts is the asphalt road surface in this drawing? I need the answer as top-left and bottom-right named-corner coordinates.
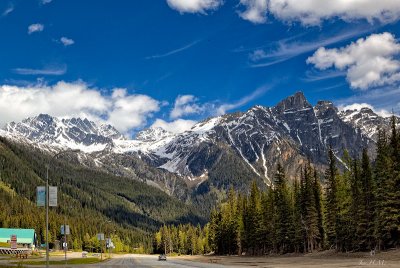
top-left (88, 254), bottom-right (244, 268)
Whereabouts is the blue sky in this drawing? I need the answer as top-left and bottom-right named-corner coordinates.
top-left (1, 0), bottom-right (400, 135)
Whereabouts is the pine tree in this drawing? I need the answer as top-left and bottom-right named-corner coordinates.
top-left (236, 193), bottom-right (245, 255)
top-left (358, 148), bottom-right (375, 250)
top-left (313, 169), bottom-right (324, 250)
top-left (387, 116), bottom-right (400, 247)
top-left (300, 163), bottom-right (319, 252)
top-left (335, 150), bottom-right (354, 252)
top-left (293, 177), bottom-right (304, 253)
top-left (374, 129), bottom-right (390, 249)
top-left (349, 158), bottom-right (363, 250)
top-left (324, 147), bottom-right (339, 250)
top-left (245, 181), bottom-right (262, 254)
top-left (274, 164), bottom-right (293, 253)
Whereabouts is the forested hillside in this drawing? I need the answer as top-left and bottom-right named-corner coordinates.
top-left (154, 116), bottom-right (400, 255)
top-left (0, 136), bottom-right (204, 252)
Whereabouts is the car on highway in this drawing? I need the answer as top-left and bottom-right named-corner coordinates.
top-left (158, 254), bottom-right (167, 261)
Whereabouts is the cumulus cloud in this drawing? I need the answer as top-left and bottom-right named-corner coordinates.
top-left (166, 0), bottom-right (223, 14)
top-left (0, 81), bottom-right (160, 134)
top-left (336, 87), bottom-right (400, 116)
top-left (338, 103), bottom-right (392, 118)
top-left (170, 95), bottom-right (207, 119)
top-left (307, 32), bottom-right (400, 90)
top-left (107, 89), bottom-right (160, 133)
top-left (166, 0), bottom-right (400, 25)
top-left (60, 37), bottom-right (74, 46)
top-left (247, 28), bottom-right (369, 68)
top-left (28, 23), bottom-right (44, 34)
top-left (271, 0), bottom-right (400, 25)
top-left (238, 0), bottom-right (268, 24)
top-left (152, 118), bottom-right (197, 133)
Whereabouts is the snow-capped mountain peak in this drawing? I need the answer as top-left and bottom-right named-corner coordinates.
top-left (338, 106), bottom-right (386, 140)
top-left (1, 93), bottom-right (399, 186)
top-left (135, 127), bottom-right (173, 142)
top-left (4, 114), bottom-right (123, 153)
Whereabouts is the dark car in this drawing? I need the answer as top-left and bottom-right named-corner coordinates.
top-left (158, 254), bottom-right (167, 261)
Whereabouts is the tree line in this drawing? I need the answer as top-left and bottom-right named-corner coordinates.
top-left (0, 137), bottom-right (203, 253)
top-left (155, 116), bottom-right (400, 255)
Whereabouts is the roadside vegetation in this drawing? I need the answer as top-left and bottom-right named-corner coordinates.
top-left (154, 116), bottom-right (400, 255)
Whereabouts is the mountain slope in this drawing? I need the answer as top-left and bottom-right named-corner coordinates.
top-left (131, 92), bottom-right (380, 185)
top-left (0, 136), bottom-right (204, 248)
top-left (2, 92), bottom-right (398, 196)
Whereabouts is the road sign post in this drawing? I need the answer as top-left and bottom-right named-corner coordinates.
top-left (97, 233), bottom-right (105, 260)
top-left (61, 224), bottom-right (70, 266)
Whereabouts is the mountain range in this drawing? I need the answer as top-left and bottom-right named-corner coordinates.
top-left (1, 92), bottom-right (398, 201)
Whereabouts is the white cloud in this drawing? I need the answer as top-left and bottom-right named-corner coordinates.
top-left (28, 23), bottom-right (44, 34)
top-left (170, 95), bottom-right (207, 119)
top-left (166, 0), bottom-right (400, 25)
top-left (248, 28), bottom-right (371, 68)
top-left (238, 0), bottom-right (268, 24)
top-left (60, 37), bottom-right (74, 46)
top-left (107, 89), bottom-right (160, 133)
top-left (216, 85), bottom-right (271, 115)
top-left (0, 81), bottom-right (160, 134)
top-left (152, 118), bottom-right (197, 134)
top-left (336, 87), bottom-right (400, 116)
top-left (338, 103), bottom-right (392, 118)
top-left (41, 0), bottom-right (53, 4)
top-left (166, 0), bottom-right (223, 14)
top-left (13, 66), bottom-right (67, 76)
top-left (2, 4), bottom-right (14, 17)
top-left (146, 40), bottom-right (200, 59)
top-left (269, 0), bottom-right (400, 25)
top-left (307, 32), bottom-right (400, 90)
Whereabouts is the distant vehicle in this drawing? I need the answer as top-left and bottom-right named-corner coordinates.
top-left (158, 254), bottom-right (167, 261)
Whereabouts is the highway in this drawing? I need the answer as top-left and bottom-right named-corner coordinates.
top-left (89, 254), bottom-right (243, 268)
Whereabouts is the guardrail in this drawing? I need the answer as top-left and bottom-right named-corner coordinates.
top-left (0, 247), bottom-right (31, 255)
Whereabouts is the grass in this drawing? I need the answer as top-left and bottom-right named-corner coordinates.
top-left (11, 257), bottom-right (102, 265)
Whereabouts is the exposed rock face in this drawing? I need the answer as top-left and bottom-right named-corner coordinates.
top-left (5, 114), bottom-right (123, 152)
top-left (339, 107), bottom-right (392, 141)
top-left (2, 92), bottom-right (398, 195)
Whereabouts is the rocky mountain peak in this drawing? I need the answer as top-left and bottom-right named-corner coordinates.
top-left (4, 114), bottom-right (124, 152)
top-left (314, 100), bottom-right (339, 117)
top-left (274, 91), bottom-right (311, 113)
top-left (135, 127), bottom-right (173, 142)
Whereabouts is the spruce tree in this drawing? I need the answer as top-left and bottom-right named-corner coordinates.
top-left (313, 169), bottom-right (324, 250)
top-left (245, 181), bottom-right (262, 254)
top-left (374, 129), bottom-right (390, 249)
top-left (274, 163), bottom-right (293, 253)
top-left (293, 177), bottom-right (304, 253)
top-left (324, 147), bottom-right (339, 250)
top-left (359, 148), bottom-right (375, 250)
top-left (387, 116), bottom-right (400, 247)
top-left (349, 158), bottom-right (363, 250)
top-left (300, 163), bottom-right (319, 252)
